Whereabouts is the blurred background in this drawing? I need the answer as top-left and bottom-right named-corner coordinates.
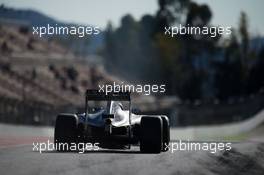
top-left (0, 0), bottom-right (264, 141)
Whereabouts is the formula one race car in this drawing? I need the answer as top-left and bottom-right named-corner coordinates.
top-left (54, 89), bottom-right (170, 153)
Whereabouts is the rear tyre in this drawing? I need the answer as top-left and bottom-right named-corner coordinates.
top-left (161, 116), bottom-right (170, 152)
top-left (140, 116), bottom-right (163, 153)
top-left (54, 113), bottom-right (78, 151)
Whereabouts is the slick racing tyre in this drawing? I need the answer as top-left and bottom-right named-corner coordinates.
top-left (54, 113), bottom-right (78, 151)
top-left (140, 116), bottom-right (163, 153)
top-left (161, 116), bottom-right (170, 152)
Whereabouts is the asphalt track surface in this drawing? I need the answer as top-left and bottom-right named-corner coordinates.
top-left (0, 124), bottom-right (264, 175)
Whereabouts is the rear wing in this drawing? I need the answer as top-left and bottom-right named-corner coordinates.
top-left (86, 89), bottom-right (131, 101)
